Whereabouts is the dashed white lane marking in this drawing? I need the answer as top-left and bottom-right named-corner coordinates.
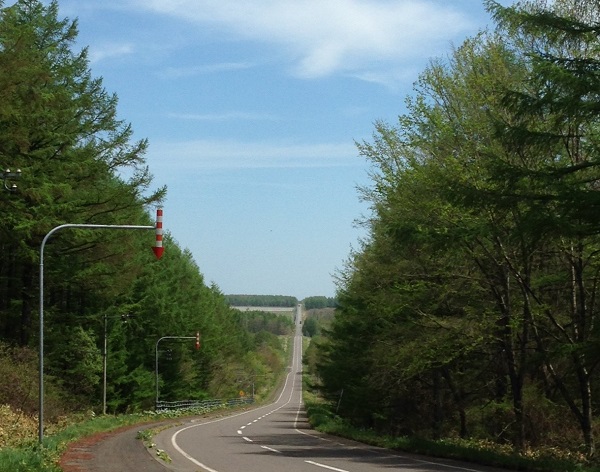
top-left (171, 332), bottom-right (304, 472)
top-left (261, 446), bottom-right (281, 453)
top-left (237, 430), bottom-right (242, 435)
top-left (305, 460), bottom-right (349, 472)
top-left (243, 437), bottom-right (253, 442)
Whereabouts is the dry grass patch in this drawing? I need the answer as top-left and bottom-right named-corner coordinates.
top-left (0, 404), bottom-right (38, 448)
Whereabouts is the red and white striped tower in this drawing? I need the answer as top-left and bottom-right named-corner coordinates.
top-left (152, 207), bottom-right (164, 259)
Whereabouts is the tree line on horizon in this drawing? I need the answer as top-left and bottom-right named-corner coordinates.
top-left (312, 0), bottom-right (600, 459)
top-left (225, 295), bottom-right (338, 309)
top-left (225, 294), bottom-right (298, 307)
top-left (0, 0), bottom-right (288, 418)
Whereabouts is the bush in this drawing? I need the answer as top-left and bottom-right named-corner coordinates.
top-left (0, 404), bottom-right (38, 449)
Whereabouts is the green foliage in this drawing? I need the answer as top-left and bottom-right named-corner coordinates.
top-left (242, 310), bottom-right (294, 335)
top-left (303, 397), bottom-right (599, 472)
top-left (314, 0), bottom-right (600, 459)
top-left (0, 343), bottom-right (40, 415)
top-left (48, 326), bottom-right (102, 398)
top-left (226, 294), bottom-right (298, 307)
top-left (302, 317), bottom-right (319, 337)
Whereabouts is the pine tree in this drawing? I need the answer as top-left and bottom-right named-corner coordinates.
top-left (0, 0), bottom-right (165, 347)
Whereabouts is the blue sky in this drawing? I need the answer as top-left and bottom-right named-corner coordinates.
top-left (43, 0), bottom-right (504, 300)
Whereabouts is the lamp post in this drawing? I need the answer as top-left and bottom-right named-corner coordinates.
top-left (2, 168), bottom-right (21, 191)
top-left (39, 222), bottom-right (158, 445)
top-left (103, 312), bottom-right (108, 416)
top-left (155, 335), bottom-right (196, 408)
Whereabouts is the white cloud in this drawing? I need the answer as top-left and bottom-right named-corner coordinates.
top-left (131, 0), bottom-right (475, 78)
top-left (146, 139), bottom-right (359, 171)
top-left (88, 42), bottom-right (135, 64)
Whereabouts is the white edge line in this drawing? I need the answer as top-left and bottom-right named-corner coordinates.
top-left (305, 460), bottom-right (349, 472)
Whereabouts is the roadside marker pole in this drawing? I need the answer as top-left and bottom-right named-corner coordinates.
top-left (152, 207), bottom-right (164, 260)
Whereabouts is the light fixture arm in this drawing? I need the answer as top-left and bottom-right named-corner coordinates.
top-left (3, 168), bottom-right (21, 191)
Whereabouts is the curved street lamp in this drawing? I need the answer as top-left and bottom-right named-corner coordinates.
top-left (3, 168), bottom-right (21, 191)
top-left (39, 222), bottom-right (156, 444)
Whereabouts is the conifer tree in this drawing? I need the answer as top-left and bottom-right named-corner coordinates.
top-left (0, 0), bottom-right (165, 347)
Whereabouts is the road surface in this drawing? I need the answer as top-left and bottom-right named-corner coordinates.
top-left (149, 315), bottom-right (509, 472)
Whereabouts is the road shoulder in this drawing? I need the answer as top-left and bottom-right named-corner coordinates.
top-left (59, 420), bottom-right (172, 472)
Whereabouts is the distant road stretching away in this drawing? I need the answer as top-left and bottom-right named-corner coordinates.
top-left (150, 308), bottom-right (509, 472)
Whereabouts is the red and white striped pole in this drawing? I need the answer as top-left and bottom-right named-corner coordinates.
top-left (152, 207), bottom-right (164, 260)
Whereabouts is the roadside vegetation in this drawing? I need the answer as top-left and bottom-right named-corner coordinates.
top-left (0, 315), bottom-right (293, 471)
top-left (0, 411), bottom-right (160, 472)
top-left (304, 337), bottom-right (600, 472)
top-left (304, 392), bottom-right (598, 472)
top-left (306, 0), bottom-right (600, 469)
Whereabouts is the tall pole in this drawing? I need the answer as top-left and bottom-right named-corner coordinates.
top-left (103, 312), bottom-right (108, 415)
top-left (39, 222), bottom-right (157, 445)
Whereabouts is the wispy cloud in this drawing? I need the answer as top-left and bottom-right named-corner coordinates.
top-left (168, 111), bottom-right (279, 122)
top-left (88, 42), bottom-right (134, 64)
top-left (347, 66), bottom-right (425, 91)
top-left (158, 62), bottom-right (255, 79)
top-left (132, 0), bottom-right (475, 78)
top-left (146, 139), bottom-right (359, 171)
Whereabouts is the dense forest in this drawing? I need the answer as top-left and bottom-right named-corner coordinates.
top-left (312, 0), bottom-right (600, 459)
top-left (225, 294), bottom-right (298, 307)
top-left (0, 0), bottom-right (288, 420)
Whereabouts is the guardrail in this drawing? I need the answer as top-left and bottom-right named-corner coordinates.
top-left (156, 396), bottom-right (254, 412)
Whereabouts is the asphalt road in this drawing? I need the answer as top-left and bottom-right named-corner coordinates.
top-left (149, 319), bottom-right (510, 472)
top-left (61, 309), bottom-right (511, 472)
